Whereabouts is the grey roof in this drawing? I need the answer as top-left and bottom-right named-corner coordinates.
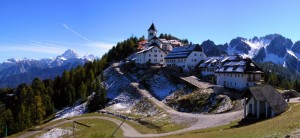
top-left (215, 58), bottom-right (264, 74)
top-left (248, 85), bottom-right (288, 114)
top-left (136, 46), bottom-right (155, 54)
top-left (149, 42), bottom-right (160, 47)
top-left (148, 23), bottom-right (157, 31)
top-left (199, 55), bottom-right (241, 68)
top-left (164, 44), bottom-right (203, 59)
top-left (136, 46), bottom-right (166, 54)
top-left (199, 57), bottom-right (219, 68)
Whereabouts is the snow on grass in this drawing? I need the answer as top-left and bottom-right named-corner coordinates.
top-left (104, 91), bottom-right (140, 114)
top-left (146, 72), bottom-right (183, 100)
top-left (54, 100), bottom-right (87, 120)
top-left (38, 128), bottom-right (72, 138)
top-left (104, 67), bottom-right (132, 99)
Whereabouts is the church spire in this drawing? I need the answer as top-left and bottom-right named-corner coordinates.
top-left (148, 23), bottom-right (157, 40)
top-left (148, 23), bottom-right (157, 31)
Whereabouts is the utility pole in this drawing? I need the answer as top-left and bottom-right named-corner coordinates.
top-left (73, 122), bottom-right (75, 138)
top-left (4, 124), bottom-right (7, 137)
top-left (111, 112), bottom-right (132, 138)
top-left (72, 121), bottom-right (90, 138)
top-left (111, 97), bottom-right (147, 137)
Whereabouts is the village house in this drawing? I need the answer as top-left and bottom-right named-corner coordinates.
top-left (135, 45), bottom-right (166, 67)
top-left (147, 23), bottom-right (182, 52)
top-left (214, 57), bottom-right (264, 91)
top-left (164, 44), bottom-right (207, 72)
top-left (199, 55), bottom-right (240, 82)
top-left (135, 23), bottom-right (182, 66)
top-left (244, 85), bottom-right (288, 119)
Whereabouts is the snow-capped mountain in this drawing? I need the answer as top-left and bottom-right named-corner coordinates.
top-left (203, 34), bottom-right (300, 74)
top-left (0, 49), bottom-right (99, 88)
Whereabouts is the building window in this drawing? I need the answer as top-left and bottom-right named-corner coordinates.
top-left (149, 54), bottom-right (151, 57)
top-left (161, 55), bottom-right (163, 57)
top-left (159, 50), bottom-right (161, 52)
top-left (194, 54), bottom-right (197, 56)
top-left (154, 50), bottom-right (157, 52)
top-left (160, 59), bottom-right (163, 62)
top-left (148, 59), bottom-right (151, 62)
top-left (235, 82), bottom-right (236, 86)
top-left (150, 33), bottom-right (153, 36)
top-left (154, 55), bottom-right (157, 57)
top-left (154, 59), bottom-right (157, 62)
top-left (151, 50), bottom-right (152, 52)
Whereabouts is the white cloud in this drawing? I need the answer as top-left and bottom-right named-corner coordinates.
top-left (0, 40), bottom-right (68, 54)
top-left (85, 41), bottom-right (115, 50)
top-left (61, 23), bottom-right (91, 42)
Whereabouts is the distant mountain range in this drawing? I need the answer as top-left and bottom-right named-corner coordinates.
top-left (0, 49), bottom-right (98, 88)
top-left (201, 34), bottom-right (300, 75)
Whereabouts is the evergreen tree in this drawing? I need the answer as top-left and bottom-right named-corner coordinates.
top-left (79, 82), bottom-right (87, 101)
top-left (33, 96), bottom-right (45, 125)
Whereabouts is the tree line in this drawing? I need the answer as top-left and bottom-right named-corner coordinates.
top-left (0, 37), bottom-right (140, 136)
top-left (258, 62), bottom-right (300, 90)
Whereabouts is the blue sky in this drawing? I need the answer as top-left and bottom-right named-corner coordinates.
top-left (0, 0), bottom-right (300, 62)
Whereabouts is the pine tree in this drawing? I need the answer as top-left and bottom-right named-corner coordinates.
top-left (79, 82), bottom-right (87, 101)
top-left (33, 96), bottom-right (45, 125)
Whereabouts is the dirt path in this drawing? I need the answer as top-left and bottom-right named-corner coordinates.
top-left (18, 111), bottom-right (242, 138)
top-left (113, 63), bottom-right (244, 137)
top-left (17, 116), bottom-right (141, 138)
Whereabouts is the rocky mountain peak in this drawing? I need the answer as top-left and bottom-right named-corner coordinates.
top-left (61, 49), bottom-right (80, 59)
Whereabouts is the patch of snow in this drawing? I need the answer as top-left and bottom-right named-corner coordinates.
top-left (104, 66), bottom-right (132, 99)
top-left (38, 128), bottom-right (72, 138)
top-left (287, 50), bottom-right (300, 61)
top-left (146, 73), bottom-right (183, 100)
top-left (104, 91), bottom-right (140, 114)
top-left (54, 100), bottom-right (87, 120)
top-left (243, 39), bottom-right (268, 58)
top-left (294, 52), bottom-right (300, 59)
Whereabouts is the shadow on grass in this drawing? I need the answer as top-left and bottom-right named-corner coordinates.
top-left (189, 116), bottom-right (265, 135)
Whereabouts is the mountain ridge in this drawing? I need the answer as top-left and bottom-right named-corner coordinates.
top-left (202, 34), bottom-right (300, 74)
top-left (0, 49), bottom-right (99, 88)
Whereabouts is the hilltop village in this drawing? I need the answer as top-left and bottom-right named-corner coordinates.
top-left (132, 23), bottom-right (288, 119)
top-left (11, 23), bottom-right (298, 138)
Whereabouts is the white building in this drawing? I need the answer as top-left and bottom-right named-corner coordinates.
top-left (199, 55), bottom-right (240, 81)
top-left (244, 85), bottom-right (287, 119)
top-left (135, 23), bottom-right (182, 66)
top-left (146, 23), bottom-right (182, 52)
top-left (135, 45), bottom-right (166, 66)
top-left (215, 58), bottom-right (264, 90)
top-left (164, 44), bottom-right (207, 72)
